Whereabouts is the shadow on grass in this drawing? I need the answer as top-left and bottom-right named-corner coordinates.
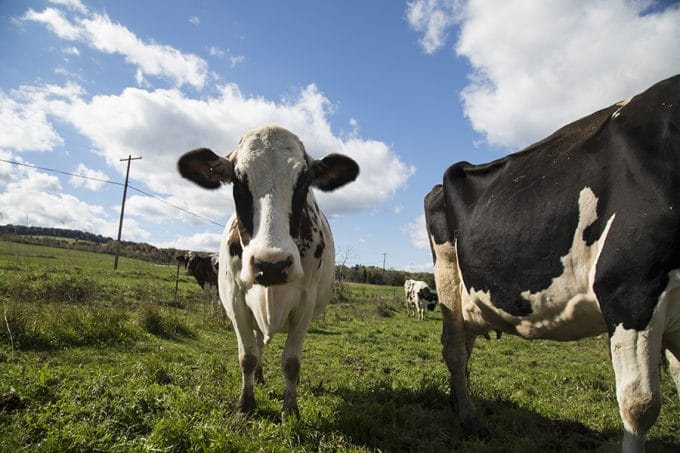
top-left (314, 384), bottom-right (678, 452)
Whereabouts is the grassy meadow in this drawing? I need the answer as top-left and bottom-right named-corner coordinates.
top-left (0, 240), bottom-right (678, 452)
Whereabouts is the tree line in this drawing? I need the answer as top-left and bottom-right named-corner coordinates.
top-left (0, 224), bottom-right (435, 287)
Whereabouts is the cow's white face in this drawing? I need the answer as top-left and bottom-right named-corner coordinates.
top-left (177, 125), bottom-right (359, 287)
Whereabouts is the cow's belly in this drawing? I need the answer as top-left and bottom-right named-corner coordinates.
top-left (462, 287), bottom-right (607, 340)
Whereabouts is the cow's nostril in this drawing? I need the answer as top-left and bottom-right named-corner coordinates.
top-left (253, 257), bottom-right (293, 286)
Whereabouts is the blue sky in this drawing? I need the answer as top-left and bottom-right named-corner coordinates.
top-left (1, 0), bottom-right (679, 272)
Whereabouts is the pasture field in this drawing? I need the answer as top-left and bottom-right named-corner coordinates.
top-left (0, 240), bottom-right (678, 452)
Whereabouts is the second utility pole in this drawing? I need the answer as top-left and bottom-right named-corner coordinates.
top-left (114, 154), bottom-right (142, 270)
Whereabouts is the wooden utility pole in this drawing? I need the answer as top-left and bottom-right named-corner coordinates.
top-left (114, 155), bottom-right (142, 270)
top-left (382, 253), bottom-right (387, 283)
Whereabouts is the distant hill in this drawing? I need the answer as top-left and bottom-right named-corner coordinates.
top-left (0, 224), bottom-right (434, 286)
top-left (0, 224), bottom-right (185, 265)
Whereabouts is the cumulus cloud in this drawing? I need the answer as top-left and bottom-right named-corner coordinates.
top-left (49, 0), bottom-right (88, 14)
top-left (3, 80), bottom-right (412, 225)
top-left (159, 231), bottom-right (223, 253)
top-left (408, 0), bottom-right (680, 149)
top-left (0, 83), bottom-right (84, 151)
top-left (23, 6), bottom-right (208, 89)
top-left (0, 153), bottom-right (149, 240)
top-left (69, 163), bottom-right (109, 190)
top-left (404, 214), bottom-right (429, 250)
top-left (406, 0), bottom-right (463, 54)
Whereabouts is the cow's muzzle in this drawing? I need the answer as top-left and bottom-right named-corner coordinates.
top-left (252, 256), bottom-right (293, 286)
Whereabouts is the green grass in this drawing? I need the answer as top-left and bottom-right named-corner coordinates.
top-left (0, 240), bottom-right (678, 451)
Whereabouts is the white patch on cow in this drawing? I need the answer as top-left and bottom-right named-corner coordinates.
top-left (612, 97), bottom-right (633, 118)
top-left (609, 269), bottom-right (680, 452)
top-left (459, 187), bottom-right (616, 340)
top-left (236, 126), bottom-right (306, 284)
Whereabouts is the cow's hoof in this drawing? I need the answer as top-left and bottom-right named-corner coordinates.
top-left (255, 366), bottom-right (265, 385)
top-left (236, 392), bottom-right (256, 416)
top-left (280, 405), bottom-right (300, 423)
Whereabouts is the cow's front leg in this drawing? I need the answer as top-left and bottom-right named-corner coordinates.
top-left (280, 305), bottom-right (314, 420)
top-left (230, 303), bottom-right (260, 415)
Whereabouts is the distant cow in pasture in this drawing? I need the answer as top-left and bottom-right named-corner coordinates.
top-left (404, 279), bottom-right (438, 320)
top-left (176, 252), bottom-right (223, 318)
top-left (178, 125), bottom-right (359, 418)
top-left (425, 75), bottom-right (680, 452)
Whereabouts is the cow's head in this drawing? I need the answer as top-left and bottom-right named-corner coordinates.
top-left (176, 252), bottom-right (196, 276)
top-left (177, 125), bottom-right (359, 286)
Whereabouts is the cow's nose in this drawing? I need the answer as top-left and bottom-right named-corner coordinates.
top-left (252, 256), bottom-right (293, 286)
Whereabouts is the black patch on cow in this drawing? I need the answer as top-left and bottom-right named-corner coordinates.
top-left (290, 171), bottom-right (312, 240)
top-left (426, 74), bottom-right (680, 333)
top-left (314, 243), bottom-right (324, 259)
top-left (233, 174), bottom-right (254, 237)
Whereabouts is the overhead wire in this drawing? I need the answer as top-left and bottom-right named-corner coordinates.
top-left (0, 157), bottom-right (225, 228)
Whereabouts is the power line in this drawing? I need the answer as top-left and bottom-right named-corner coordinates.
top-left (0, 157), bottom-right (125, 187)
top-left (0, 157), bottom-right (225, 229)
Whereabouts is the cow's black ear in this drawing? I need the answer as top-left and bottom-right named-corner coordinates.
top-left (310, 153), bottom-right (359, 192)
top-left (176, 255), bottom-right (186, 262)
top-left (177, 148), bottom-right (234, 189)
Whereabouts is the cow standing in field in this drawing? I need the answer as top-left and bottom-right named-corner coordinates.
top-left (404, 279), bottom-right (438, 320)
top-left (176, 252), bottom-right (224, 318)
top-left (425, 75), bottom-right (680, 452)
top-left (178, 125), bottom-right (359, 418)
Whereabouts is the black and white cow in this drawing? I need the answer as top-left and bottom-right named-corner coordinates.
top-left (176, 252), bottom-right (223, 318)
top-left (404, 279), bottom-right (438, 320)
top-left (425, 75), bottom-right (680, 452)
top-left (178, 125), bottom-right (358, 418)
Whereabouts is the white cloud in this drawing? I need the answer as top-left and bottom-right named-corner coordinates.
top-left (209, 46), bottom-right (225, 58)
top-left (229, 55), bottom-right (245, 68)
top-left (62, 46), bottom-right (80, 56)
top-left (404, 214), bottom-right (430, 250)
top-left (189, 16), bottom-right (200, 26)
top-left (0, 84), bottom-right (80, 151)
top-left (49, 0), bottom-right (88, 14)
top-left (69, 163), bottom-right (109, 190)
top-left (159, 232), bottom-right (223, 253)
top-left (23, 7), bottom-right (82, 40)
top-left (408, 0), bottom-right (680, 149)
top-left (4, 80), bottom-right (412, 226)
top-left (406, 0), bottom-right (463, 54)
top-left (23, 7), bottom-right (209, 89)
top-left (0, 156), bottom-right (139, 238)
top-left (403, 262), bottom-right (434, 273)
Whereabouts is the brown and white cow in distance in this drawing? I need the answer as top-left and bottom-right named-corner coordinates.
top-left (404, 279), bottom-right (438, 320)
top-left (176, 251), bottom-right (224, 318)
top-left (178, 125), bottom-right (359, 418)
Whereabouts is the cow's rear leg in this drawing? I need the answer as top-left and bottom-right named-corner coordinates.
top-left (610, 325), bottom-right (663, 453)
top-left (434, 245), bottom-right (486, 437)
top-left (254, 330), bottom-right (266, 385)
top-left (665, 349), bottom-right (680, 398)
